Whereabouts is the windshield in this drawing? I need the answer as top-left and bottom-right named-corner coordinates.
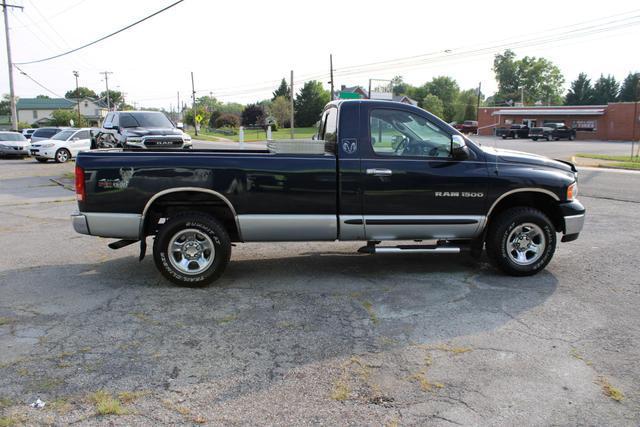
top-left (0, 133), bottom-right (26, 141)
top-left (52, 130), bottom-right (75, 141)
top-left (119, 112), bottom-right (173, 128)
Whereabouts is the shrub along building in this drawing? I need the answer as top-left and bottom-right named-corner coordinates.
top-left (477, 102), bottom-right (640, 141)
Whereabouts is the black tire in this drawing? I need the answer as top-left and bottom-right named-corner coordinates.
top-left (532, 138), bottom-right (538, 141)
top-left (153, 212), bottom-right (231, 287)
top-left (35, 157), bottom-right (48, 163)
top-left (54, 148), bottom-right (71, 163)
top-left (569, 135), bottom-right (574, 141)
top-left (545, 137), bottom-right (550, 141)
top-left (501, 135), bottom-right (506, 139)
top-left (485, 207), bottom-right (556, 276)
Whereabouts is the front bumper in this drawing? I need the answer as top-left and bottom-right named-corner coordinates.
top-left (0, 147), bottom-right (30, 156)
top-left (559, 199), bottom-right (585, 242)
top-left (30, 148), bottom-right (55, 159)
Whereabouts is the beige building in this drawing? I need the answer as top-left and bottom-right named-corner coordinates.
top-left (17, 97), bottom-right (108, 126)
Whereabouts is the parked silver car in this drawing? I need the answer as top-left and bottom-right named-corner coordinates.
top-left (0, 131), bottom-right (30, 157)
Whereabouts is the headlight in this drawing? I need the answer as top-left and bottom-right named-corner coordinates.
top-left (40, 143), bottom-right (54, 148)
top-left (182, 134), bottom-right (192, 142)
top-left (567, 182), bottom-right (578, 201)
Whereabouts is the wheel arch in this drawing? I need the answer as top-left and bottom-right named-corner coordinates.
top-left (486, 189), bottom-right (563, 233)
top-left (141, 187), bottom-right (242, 241)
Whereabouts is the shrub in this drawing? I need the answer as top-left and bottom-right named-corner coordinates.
top-left (215, 113), bottom-right (240, 129)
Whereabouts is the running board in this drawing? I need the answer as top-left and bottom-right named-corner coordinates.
top-left (358, 243), bottom-right (465, 254)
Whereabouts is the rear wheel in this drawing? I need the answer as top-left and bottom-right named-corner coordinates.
top-left (486, 207), bottom-right (556, 276)
top-left (35, 157), bottom-right (48, 163)
top-left (153, 212), bottom-right (231, 287)
top-left (54, 148), bottom-right (70, 163)
top-left (569, 135), bottom-right (575, 141)
top-left (532, 138), bottom-right (538, 141)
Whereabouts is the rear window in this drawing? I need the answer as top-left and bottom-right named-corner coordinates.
top-left (33, 128), bottom-right (59, 138)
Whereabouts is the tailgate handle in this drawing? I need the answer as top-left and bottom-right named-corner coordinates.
top-left (366, 168), bottom-right (393, 176)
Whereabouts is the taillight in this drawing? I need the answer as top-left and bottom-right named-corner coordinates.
top-left (75, 165), bottom-right (85, 202)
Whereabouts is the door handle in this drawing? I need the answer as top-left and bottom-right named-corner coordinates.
top-left (366, 168), bottom-right (393, 176)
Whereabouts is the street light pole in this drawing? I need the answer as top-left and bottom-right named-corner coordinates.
top-left (2, 0), bottom-right (22, 130)
top-left (72, 70), bottom-right (81, 125)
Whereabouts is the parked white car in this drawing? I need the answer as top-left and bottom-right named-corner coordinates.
top-left (0, 131), bottom-right (31, 157)
top-left (30, 128), bottom-right (92, 163)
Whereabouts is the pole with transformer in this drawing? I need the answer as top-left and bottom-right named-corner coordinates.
top-left (191, 72), bottom-right (197, 136)
top-left (99, 71), bottom-right (113, 110)
top-left (290, 70), bottom-right (294, 139)
top-left (329, 54), bottom-right (334, 101)
top-left (2, 0), bottom-right (22, 130)
top-left (72, 70), bottom-right (81, 125)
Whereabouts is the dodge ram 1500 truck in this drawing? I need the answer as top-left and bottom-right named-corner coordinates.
top-left (72, 100), bottom-right (584, 286)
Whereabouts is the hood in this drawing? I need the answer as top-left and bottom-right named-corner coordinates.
top-left (481, 146), bottom-right (575, 172)
top-left (123, 128), bottom-right (181, 136)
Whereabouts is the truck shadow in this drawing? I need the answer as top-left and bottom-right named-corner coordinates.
top-left (0, 252), bottom-right (557, 404)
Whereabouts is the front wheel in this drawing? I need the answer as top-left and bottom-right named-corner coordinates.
top-left (35, 157), bottom-right (48, 163)
top-left (485, 207), bottom-right (556, 276)
top-left (153, 212), bottom-right (231, 287)
top-left (532, 138), bottom-right (538, 141)
top-left (54, 148), bottom-right (70, 163)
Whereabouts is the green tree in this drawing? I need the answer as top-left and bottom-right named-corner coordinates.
top-left (424, 76), bottom-right (460, 122)
top-left (492, 50), bottom-right (565, 105)
top-left (294, 80), bottom-right (330, 127)
top-left (218, 102), bottom-right (243, 116)
top-left (592, 74), bottom-right (619, 104)
top-left (65, 87), bottom-right (97, 99)
top-left (272, 78), bottom-right (290, 100)
top-left (454, 88), bottom-right (479, 122)
top-left (565, 73), bottom-right (594, 105)
top-left (391, 75), bottom-right (408, 96)
top-left (271, 95), bottom-right (292, 128)
top-left (50, 109), bottom-right (87, 127)
top-left (184, 106), bottom-right (211, 128)
top-left (214, 113), bottom-right (240, 128)
top-left (0, 94), bottom-right (9, 115)
top-left (241, 103), bottom-right (265, 126)
top-left (35, 94), bottom-right (50, 99)
top-left (420, 94), bottom-right (444, 118)
top-left (619, 72), bottom-right (640, 102)
top-left (99, 90), bottom-right (124, 108)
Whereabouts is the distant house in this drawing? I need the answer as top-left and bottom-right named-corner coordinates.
top-left (16, 97), bottom-right (108, 126)
top-left (392, 95), bottom-right (418, 106)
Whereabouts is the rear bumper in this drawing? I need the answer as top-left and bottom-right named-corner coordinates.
top-left (71, 211), bottom-right (141, 239)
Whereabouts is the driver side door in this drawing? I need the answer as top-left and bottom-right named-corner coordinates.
top-left (361, 106), bottom-right (489, 240)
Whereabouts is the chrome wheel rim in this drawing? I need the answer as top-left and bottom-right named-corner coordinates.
top-left (168, 228), bottom-right (215, 275)
top-left (57, 150), bottom-right (68, 162)
top-left (506, 222), bottom-right (546, 266)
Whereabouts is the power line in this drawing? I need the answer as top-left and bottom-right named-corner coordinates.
top-left (13, 64), bottom-right (65, 98)
top-left (11, 0), bottom-right (88, 29)
top-left (14, 0), bottom-right (185, 65)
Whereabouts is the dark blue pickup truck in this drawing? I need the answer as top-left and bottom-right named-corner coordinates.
top-left (72, 100), bottom-right (584, 286)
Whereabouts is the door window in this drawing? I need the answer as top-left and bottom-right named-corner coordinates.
top-left (76, 130), bottom-right (90, 139)
top-left (370, 109), bottom-right (452, 158)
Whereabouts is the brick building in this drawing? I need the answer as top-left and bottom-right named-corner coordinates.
top-left (477, 102), bottom-right (640, 141)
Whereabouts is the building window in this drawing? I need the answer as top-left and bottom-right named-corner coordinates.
top-left (32, 110), bottom-right (37, 119)
top-left (572, 120), bottom-right (597, 131)
top-left (84, 101), bottom-right (88, 107)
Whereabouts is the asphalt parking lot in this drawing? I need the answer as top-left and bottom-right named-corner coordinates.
top-left (1, 140), bottom-right (639, 425)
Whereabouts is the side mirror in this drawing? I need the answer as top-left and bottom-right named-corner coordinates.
top-left (176, 122), bottom-right (184, 130)
top-left (450, 134), bottom-right (469, 160)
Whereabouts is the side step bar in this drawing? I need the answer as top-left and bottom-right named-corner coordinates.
top-left (358, 241), bottom-right (467, 254)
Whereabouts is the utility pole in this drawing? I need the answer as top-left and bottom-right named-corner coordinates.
top-left (176, 91), bottom-right (180, 121)
top-left (2, 0), bottom-right (23, 130)
top-left (99, 71), bottom-right (113, 110)
top-left (520, 87), bottom-right (524, 105)
top-left (191, 72), bottom-right (197, 136)
top-left (476, 81), bottom-right (482, 122)
top-left (290, 70), bottom-right (294, 139)
top-left (329, 54), bottom-right (334, 101)
top-left (368, 79), bottom-right (372, 99)
top-left (72, 70), bottom-right (81, 125)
